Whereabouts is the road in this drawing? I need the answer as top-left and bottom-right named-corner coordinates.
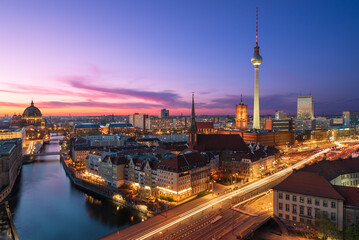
top-left (103, 148), bottom-right (330, 240)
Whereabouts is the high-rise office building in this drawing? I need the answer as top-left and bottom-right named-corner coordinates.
top-left (297, 95), bottom-right (314, 120)
top-left (159, 109), bottom-right (169, 118)
top-left (343, 111), bottom-right (359, 127)
top-left (251, 7), bottom-right (262, 129)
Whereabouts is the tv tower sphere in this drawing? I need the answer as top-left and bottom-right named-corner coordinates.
top-left (251, 51), bottom-right (262, 66)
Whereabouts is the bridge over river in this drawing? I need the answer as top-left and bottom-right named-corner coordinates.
top-left (24, 152), bottom-right (61, 157)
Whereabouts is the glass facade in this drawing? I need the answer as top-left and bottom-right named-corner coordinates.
top-left (297, 95), bottom-right (314, 119)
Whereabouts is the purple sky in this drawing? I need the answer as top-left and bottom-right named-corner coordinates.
top-left (0, 1), bottom-right (358, 116)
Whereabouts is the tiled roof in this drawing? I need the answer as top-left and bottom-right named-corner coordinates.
top-left (197, 134), bottom-right (249, 152)
top-left (103, 156), bottom-right (127, 165)
top-left (148, 161), bottom-right (159, 170)
top-left (74, 123), bottom-right (100, 129)
top-left (158, 151), bottom-right (207, 173)
top-left (334, 186), bottom-right (359, 207)
top-left (273, 171), bottom-right (345, 200)
top-left (299, 158), bottom-right (359, 181)
top-left (196, 122), bottom-right (214, 129)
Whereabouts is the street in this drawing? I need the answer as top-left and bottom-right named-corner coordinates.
top-left (103, 147), bottom-right (331, 240)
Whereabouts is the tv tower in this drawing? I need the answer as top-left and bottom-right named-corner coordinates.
top-left (251, 7), bottom-right (262, 129)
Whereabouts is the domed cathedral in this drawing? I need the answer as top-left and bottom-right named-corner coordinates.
top-left (10, 100), bottom-right (48, 140)
top-left (22, 100), bottom-right (44, 126)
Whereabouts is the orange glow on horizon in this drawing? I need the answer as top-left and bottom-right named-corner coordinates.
top-left (0, 105), bottom-right (234, 116)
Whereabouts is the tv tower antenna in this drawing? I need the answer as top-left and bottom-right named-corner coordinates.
top-left (256, 7), bottom-right (258, 46)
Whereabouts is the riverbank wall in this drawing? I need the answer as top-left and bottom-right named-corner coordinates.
top-left (60, 156), bottom-right (150, 215)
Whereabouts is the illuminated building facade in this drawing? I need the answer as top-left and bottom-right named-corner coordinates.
top-left (156, 152), bottom-right (210, 201)
top-left (235, 97), bottom-right (248, 130)
top-left (0, 128), bottom-right (25, 145)
top-left (74, 123), bottom-right (101, 137)
top-left (150, 118), bottom-right (176, 131)
top-left (266, 119), bottom-right (294, 132)
top-left (129, 113), bottom-right (150, 130)
top-left (10, 100), bottom-right (48, 140)
top-left (218, 130), bottom-right (295, 147)
top-left (343, 111), bottom-right (359, 127)
top-left (196, 122), bottom-right (216, 134)
top-left (106, 122), bottom-right (134, 136)
top-left (297, 95), bottom-right (314, 120)
top-left (126, 154), bottom-right (159, 191)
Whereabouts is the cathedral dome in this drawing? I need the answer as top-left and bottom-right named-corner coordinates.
top-left (23, 100), bottom-right (42, 118)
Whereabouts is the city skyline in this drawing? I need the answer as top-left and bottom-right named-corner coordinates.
top-left (0, 1), bottom-right (358, 116)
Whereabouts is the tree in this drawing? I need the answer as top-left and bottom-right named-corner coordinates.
top-left (315, 211), bottom-right (341, 240)
top-left (344, 225), bottom-right (359, 240)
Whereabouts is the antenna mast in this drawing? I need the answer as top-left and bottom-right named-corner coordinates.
top-left (256, 7), bottom-right (258, 46)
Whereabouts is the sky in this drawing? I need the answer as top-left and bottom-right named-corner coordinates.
top-left (0, 0), bottom-right (358, 116)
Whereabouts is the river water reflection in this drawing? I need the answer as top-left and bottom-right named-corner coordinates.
top-left (4, 136), bottom-right (142, 240)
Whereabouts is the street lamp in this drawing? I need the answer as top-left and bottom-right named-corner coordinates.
top-left (159, 231), bottom-right (164, 240)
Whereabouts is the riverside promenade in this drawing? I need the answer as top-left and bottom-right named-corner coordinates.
top-left (61, 157), bottom-right (150, 214)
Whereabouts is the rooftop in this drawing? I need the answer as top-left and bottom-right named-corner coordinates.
top-left (334, 186), bottom-right (359, 207)
top-left (196, 122), bottom-right (214, 129)
top-left (273, 171), bottom-right (345, 200)
top-left (108, 122), bottom-right (133, 128)
top-left (197, 134), bottom-right (249, 152)
top-left (0, 139), bottom-right (21, 155)
top-left (300, 158), bottom-right (359, 181)
top-left (74, 123), bottom-right (101, 129)
top-left (0, 128), bottom-right (24, 133)
top-left (158, 151), bottom-right (207, 173)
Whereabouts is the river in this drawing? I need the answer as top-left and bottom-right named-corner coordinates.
top-left (2, 136), bottom-right (143, 240)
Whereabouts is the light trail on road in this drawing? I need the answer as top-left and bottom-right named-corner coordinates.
top-left (136, 148), bottom-right (330, 240)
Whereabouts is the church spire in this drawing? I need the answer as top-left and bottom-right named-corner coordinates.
top-left (189, 92), bottom-right (197, 132)
top-left (31, 99), bottom-right (34, 106)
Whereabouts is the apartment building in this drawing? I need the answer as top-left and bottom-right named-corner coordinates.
top-left (156, 151), bottom-right (210, 201)
top-left (125, 154), bottom-right (160, 191)
top-left (273, 158), bottom-right (359, 231)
